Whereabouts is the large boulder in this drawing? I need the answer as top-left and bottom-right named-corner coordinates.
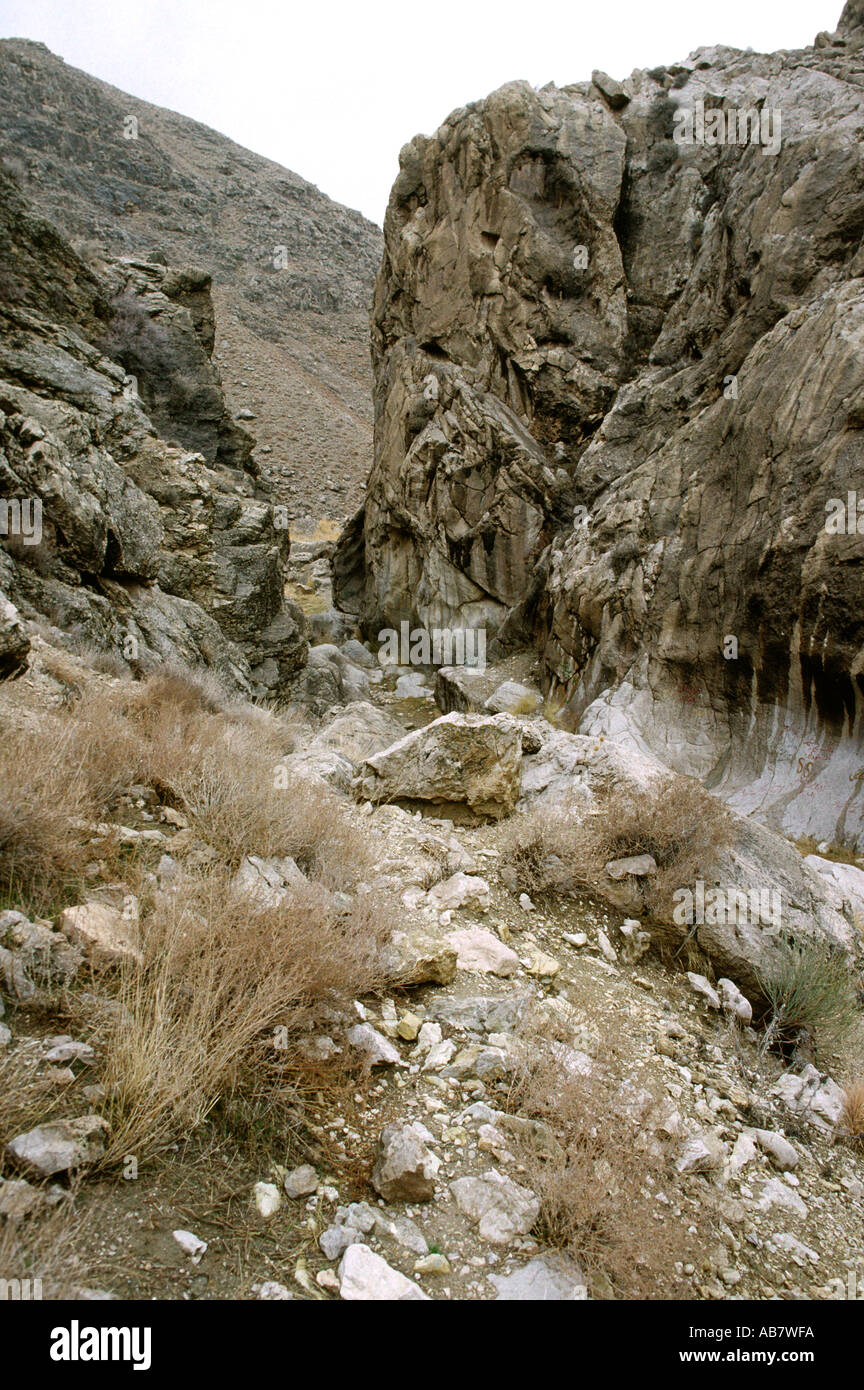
top-left (357, 712), bottom-right (523, 817)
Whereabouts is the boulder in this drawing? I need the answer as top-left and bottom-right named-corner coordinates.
top-left (357, 712), bottom-right (522, 817)
top-left (450, 1170), bottom-right (540, 1245)
top-left (446, 927), bottom-right (519, 977)
top-left (371, 1121), bottom-right (440, 1202)
top-left (57, 901), bottom-right (142, 968)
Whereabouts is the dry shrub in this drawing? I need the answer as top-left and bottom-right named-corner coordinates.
top-left (498, 775), bottom-right (730, 913)
top-left (98, 868), bottom-right (390, 1167)
top-left (0, 721), bottom-right (96, 915)
top-left (840, 1079), bottom-right (864, 1141)
top-left (0, 655), bottom-right (378, 927)
top-left (506, 1019), bottom-right (694, 1299)
top-left (165, 730), bottom-right (373, 888)
top-left (0, 1191), bottom-right (96, 1299)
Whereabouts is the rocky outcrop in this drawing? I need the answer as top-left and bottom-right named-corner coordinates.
top-left (0, 169), bottom-right (306, 694)
top-left (336, 4), bottom-right (864, 849)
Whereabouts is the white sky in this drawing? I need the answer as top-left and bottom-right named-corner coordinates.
top-left (0, 0), bottom-right (844, 225)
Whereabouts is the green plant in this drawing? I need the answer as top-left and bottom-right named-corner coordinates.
top-left (757, 934), bottom-right (860, 1056)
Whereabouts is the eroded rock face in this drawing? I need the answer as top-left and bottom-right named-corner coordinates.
top-left (336, 15), bottom-right (864, 849)
top-left (0, 169), bottom-right (307, 695)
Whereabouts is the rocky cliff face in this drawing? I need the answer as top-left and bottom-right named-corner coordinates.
top-left (0, 168), bottom-right (306, 694)
top-left (0, 37), bottom-right (383, 519)
top-left (335, 2), bottom-right (864, 850)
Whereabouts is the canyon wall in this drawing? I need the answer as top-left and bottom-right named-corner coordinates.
top-left (335, 2), bottom-right (864, 848)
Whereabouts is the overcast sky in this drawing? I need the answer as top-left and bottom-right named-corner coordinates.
top-left (0, 0), bottom-right (843, 225)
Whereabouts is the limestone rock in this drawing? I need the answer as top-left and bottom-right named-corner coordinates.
top-left (338, 1244), bottom-right (429, 1300)
top-left (346, 1023), bottom-right (404, 1067)
top-left (57, 901), bottom-right (142, 969)
top-left (283, 1164), bottom-right (319, 1198)
top-left (6, 1115), bottom-right (109, 1176)
top-left (753, 1129), bottom-right (799, 1172)
top-left (388, 928), bottom-right (458, 987)
top-left (357, 713), bottom-right (522, 817)
top-left (0, 591), bottom-right (30, 679)
top-left (425, 872), bottom-right (491, 913)
top-left (490, 1253), bottom-right (587, 1299)
top-left (335, 43), bottom-right (864, 854)
top-left (450, 1169), bottom-right (540, 1244)
top-left (772, 1065), bottom-right (845, 1130)
top-left (253, 1182), bottom-right (282, 1218)
top-left (446, 927), bottom-right (519, 977)
top-left (371, 1121), bottom-right (440, 1202)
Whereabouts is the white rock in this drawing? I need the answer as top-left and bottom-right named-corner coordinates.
top-left (233, 854), bottom-right (307, 909)
top-left (319, 1224), bottom-right (357, 1260)
top-left (596, 929), bottom-right (618, 963)
top-left (338, 1244), bottom-right (429, 1300)
top-left (450, 1170), bottom-right (540, 1244)
top-left (717, 978), bottom-right (753, 1023)
top-left (346, 1023), bottom-right (404, 1066)
top-left (605, 854), bottom-right (657, 880)
top-left (753, 1129), bottom-right (799, 1171)
top-left (57, 901), bottom-right (141, 968)
top-left (757, 1177), bottom-right (808, 1219)
top-left (686, 972), bottom-right (721, 1009)
top-left (490, 1253), bottom-right (587, 1300)
top-left (447, 926), bottom-right (519, 976)
top-left (372, 1121), bottom-right (440, 1202)
top-left (423, 1039), bottom-right (457, 1071)
top-left (257, 1281), bottom-right (293, 1299)
top-left (729, 1132), bottom-right (758, 1175)
top-left (676, 1132), bottom-right (726, 1174)
top-left (253, 1181), bottom-right (282, 1218)
top-left (771, 1232), bottom-right (819, 1265)
top-left (5, 1115), bottom-right (109, 1176)
top-left (283, 1164), bottom-right (319, 1198)
top-left (522, 946), bottom-right (560, 978)
top-left (772, 1065), bottom-right (844, 1130)
top-left (518, 893), bottom-right (535, 912)
top-left (425, 872), bottom-right (491, 913)
top-left (173, 1229), bottom-right (207, 1262)
top-left (415, 1021), bottom-right (443, 1051)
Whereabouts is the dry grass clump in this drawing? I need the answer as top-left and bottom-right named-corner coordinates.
top-left (98, 867), bottom-right (390, 1168)
top-left (0, 1191), bottom-right (96, 1299)
top-left (0, 721), bottom-right (97, 915)
top-left (498, 775), bottom-right (731, 913)
top-left (757, 934), bottom-right (860, 1057)
top-left (0, 661), bottom-right (363, 913)
top-left (0, 1044), bottom-right (71, 1158)
top-left (840, 1079), bottom-right (864, 1142)
top-left (505, 1016), bottom-right (693, 1298)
